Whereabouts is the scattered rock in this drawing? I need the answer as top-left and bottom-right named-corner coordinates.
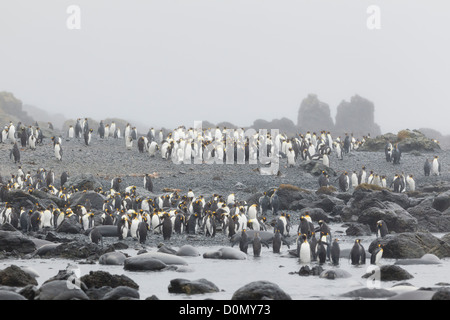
top-left (168, 278), bottom-right (219, 295)
top-left (0, 265), bottom-right (38, 287)
top-left (80, 270), bottom-right (138, 290)
top-left (231, 280), bottom-right (292, 300)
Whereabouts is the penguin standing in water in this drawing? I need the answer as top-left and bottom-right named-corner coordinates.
top-left (331, 238), bottom-right (340, 266)
top-left (252, 232), bottom-right (263, 257)
top-left (10, 142), bottom-right (20, 163)
top-left (432, 156), bottom-right (441, 176)
top-left (239, 229), bottom-right (249, 254)
top-left (273, 229), bottom-right (282, 253)
top-left (350, 239), bottom-right (366, 265)
top-left (424, 159), bottom-right (431, 176)
top-left (376, 220), bottom-right (389, 238)
top-left (309, 232), bottom-right (317, 261)
top-left (316, 237), bottom-right (327, 265)
top-left (371, 244), bottom-right (384, 265)
top-left (298, 233), bottom-right (311, 265)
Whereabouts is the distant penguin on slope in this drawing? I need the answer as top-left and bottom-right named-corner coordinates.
top-left (424, 159), bottom-right (431, 176)
top-left (432, 156), bottom-right (441, 176)
top-left (54, 141), bottom-right (63, 161)
top-left (10, 142), bottom-right (20, 163)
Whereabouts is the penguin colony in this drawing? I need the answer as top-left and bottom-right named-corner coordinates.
top-left (0, 118), bottom-right (444, 267)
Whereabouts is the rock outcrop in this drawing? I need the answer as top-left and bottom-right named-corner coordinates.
top-left (297, 94), bottom-right (334, 132)
top-left (334, 95), bottom-right (381, 137)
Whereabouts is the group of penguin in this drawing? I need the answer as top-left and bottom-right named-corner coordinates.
top-left (288, 217), bottom-right (386, 267)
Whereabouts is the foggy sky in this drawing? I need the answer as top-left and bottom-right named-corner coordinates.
top-left (1, 1), bottom-right (449, 135)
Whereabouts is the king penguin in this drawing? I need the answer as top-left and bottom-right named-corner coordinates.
top-left (137, 219), bottom-right (149, 244)
top-left (298, 233), bottom-right (311, 265)
top-left (239, 229), bottom-right (249, 254)
top-left (338, 171), bottom-right (349, 192)
top-left (10, 142), bottom-right (20, 163)
top-left (273, 229), bottom-right (282, 254)
top-left (331, 238), bottom-right (340, 266)
top-left (432, 156), bottom-right (441, 176)
top-left (376, 220), bottom-right (389, 238)
top-left (370, 244), bottom-right (383, 265)
top-left (350, 239), bottom-right (366, 265)
top-left (424, 159), bottom-right (431, 176)
top-left (54, 141), bottom-right (63, 161)
top-left (90, 227), bottom-right (103, 246)
top-left (143, 174), bottom-right (153, 192)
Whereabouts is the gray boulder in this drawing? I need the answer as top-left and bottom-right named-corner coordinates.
top-left (0, 290), bottom-right (27, 300)
top-left (0, 265), bottom-right (38, 287)
top-left (64, 173), bottom-right (103, 191)
top-left (168, 278), bottom-right (219, 295)
top-left (101, 286), bottom-right (140, 300)
top-left (369, 232), bottom-right (450, 259)
top-left (231, 280), bottom-right (291, 300)
top-left (362, 265), bottom-right (414, 281)
top-left (35, 280), bottom-right (89, 300)
top-left (0, 230), bottom-right (36, 254)
top-left (80, 271), bottom-right (138, 290)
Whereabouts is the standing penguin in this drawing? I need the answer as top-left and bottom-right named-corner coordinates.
top-left (298, 233), bottom-right (311, 265)
top-left (84, 128), bottom-right (93, 146)
top-left (432, 156), bottom-right (441, 176)
top-left (287, 148), bottom-right (295, 167)
top-left (61, 171), bottom-right (69, 187)
top-left (117, 215), bottom-right (129, 240)
top-left (159, 213), bottom-right (172, 240)
top-left (54, 141), bottom-right (63, 161)
top-left (318, 171), bottom-right (329, 188)
top-left (273, 229), bottom-right (282, 254)
top-left (350, 239), bottom-right (366, 265)
top-left (111, 177), bottom-right (122, 192)
top-left (338, 171), bottom-right (350, 192)
top-left (239, 229), bottom-right (249, 254)
top-left (270, 190), bottom-right (279, 216)
top-left (143, 174), bottom-right (153, 192)
top-left (385, 142), bottom-right (393, 162)
top-left (90, 227), bottom-right (103, 246)
top-left (316, 238), bottom-right (327, 265)
top-left (137, 219), bottom-right (149, 244)
top-left (252, 232), bottom-right (263, 257)
top-left (424, 159), bottom-right (431, 176)
top-left (406, 174), bottom-right (415, 192)
top-left (376, 220), bottom-right (389, 238)
top-left (10, 142), bottom-right (20, 163)
top-left (371, 244), bottom-right (384, 265)
top-left (331, 238), bottom-right (340, 266)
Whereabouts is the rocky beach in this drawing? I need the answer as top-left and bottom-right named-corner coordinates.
top-left (0, 125), bottom-right (450, 301)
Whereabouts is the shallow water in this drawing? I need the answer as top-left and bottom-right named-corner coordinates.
top-left (1, 225), bottom-right (449, 300)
